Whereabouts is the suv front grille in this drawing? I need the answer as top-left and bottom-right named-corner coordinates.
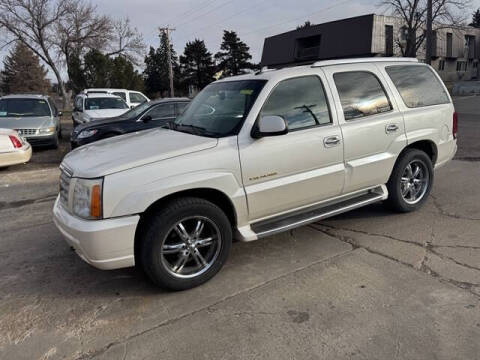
top-left (59, 169), bottom-right (72, 207)
top-left (16, 128), bottom-right (38, 136)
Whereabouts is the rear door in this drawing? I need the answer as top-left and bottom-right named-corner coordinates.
top-left (323, 64), bottom-right (406, 193)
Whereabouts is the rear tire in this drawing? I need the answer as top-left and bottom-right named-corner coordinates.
top-left (386, 149), bottom-right (434, 212)
top-left (140, 197), bottom-right (232, 291)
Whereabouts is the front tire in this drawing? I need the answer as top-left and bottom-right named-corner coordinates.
top-left (386, 149), bottom-right (434, 212)
top-left (140, 197), bottom-right (232, 290)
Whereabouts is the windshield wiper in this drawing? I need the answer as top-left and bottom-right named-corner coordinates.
top-left (175, 123), bottom-right (221, 137)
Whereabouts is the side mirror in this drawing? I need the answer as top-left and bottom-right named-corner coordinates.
top-left (142, 115), bottom-right (152, 123)
top-left (251, 115), bottom-right (288, 139)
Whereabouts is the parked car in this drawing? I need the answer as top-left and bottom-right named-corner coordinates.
top-left (0, 94), bottom-right (62, 148)
top-left (0, 128), bottom-right (32, 168)
top-left (54, 58), bottom-right (457, 290)
top-left (72, 93), bottom-right (129, 126)
top-left (71, 98), bottom-right (190, 149)
top-left (83, 88), bottom-right (150, 108)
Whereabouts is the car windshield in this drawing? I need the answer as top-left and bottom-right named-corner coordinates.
top-left (173, 80), bottom-right (267, 137)
top-left (0, 98), bottom-right (51, 117)
top-left (85, 97), bottom-right (128, 110)
top-left (118, 101), bottom-right (153, 119)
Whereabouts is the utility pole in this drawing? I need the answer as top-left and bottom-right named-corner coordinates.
top-left (425, 0), bottom-right (433, 65)
top-left (159, 26), bottom-right (175, 97)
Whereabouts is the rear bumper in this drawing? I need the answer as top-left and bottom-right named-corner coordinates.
top-left (53, 197), bottom-right (139, 270)
top-left (0, 144), bottom-right (32, 167)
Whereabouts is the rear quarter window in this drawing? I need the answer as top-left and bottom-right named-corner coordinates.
top-left (385, 65), bottom-right (450, 108)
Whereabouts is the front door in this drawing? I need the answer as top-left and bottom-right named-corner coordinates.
top-left (239, 74), bottom-right (345, 222)
top-left (322, 64), bottom-right (407, 193)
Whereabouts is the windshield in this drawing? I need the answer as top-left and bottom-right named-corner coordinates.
top-left (85, 97), bottom-right (128, 110)
top-left (0, 98), bottom-right (51, 117)
top-left (118, 101), bottom-right (152, 119)
top-left (174, 80), bottom-right (267, 137)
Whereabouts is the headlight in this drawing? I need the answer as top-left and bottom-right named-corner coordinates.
top-left (78, 129), bottom-right (98, 139)
top-left (39, 126), bottom-right (56, 135)
top-left (72, 178), bottom-right (103, 219)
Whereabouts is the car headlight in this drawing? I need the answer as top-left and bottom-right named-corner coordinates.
top-left (72, 178), bottom-right (103, 219)
top-left (78, 129), bottom-right (98, 139)
top-left (39, 126), bottom-right (56, 135)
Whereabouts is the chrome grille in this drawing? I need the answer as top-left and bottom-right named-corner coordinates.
top-left (16, 128), bottom-right (38, 136)
top-left (59, 169), bottom-right (71, 206)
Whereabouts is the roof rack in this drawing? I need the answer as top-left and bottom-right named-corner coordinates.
top-left (255, 66), bottom-right (277, 75)
top-left (312, 57), bottom-right (418, 68)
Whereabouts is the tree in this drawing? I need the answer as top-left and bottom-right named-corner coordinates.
top-left (297, 21), bottom-right (312, 30)
top-left (0, 0), bottom-right (72, 107)
top-left (110, 56), bottom-right (144, 91)
top-left (105, 18), bottom-right (145, 65)
top-left (215, 30), bottom-right (253, 77)
top-left (180, 39), bottom-right (216, 91)
top-left (381, 0), bottom-right (471, 57)
top-left (144, 32), bottom-right (179, 97)
top-left (1, 42), bottom-right (50, 94)
top-left (83, 49), bottom-right (112, 88)
top-left (470, 9), bottom-right (480, 27)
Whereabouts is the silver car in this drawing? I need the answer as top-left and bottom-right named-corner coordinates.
top-left (0, 94), bottom-right (62, 148)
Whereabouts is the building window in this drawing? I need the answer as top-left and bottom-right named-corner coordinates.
top-left (385, 25), bottom-right (394, 56)
top-left (438, 60), bottom-right (445, 71)
top-left (446, 33), bottom-right (453, 57)
top-left (474, 61), bottom-right (478, 69)
top-left (456, 61), bottom-right (467, 72)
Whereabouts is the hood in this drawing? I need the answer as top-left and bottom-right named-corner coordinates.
top-left (0, 116), bottom-right (51, 129)
top-left (62, 128), bottom-right (218, 178)
top-left (73, 115), bottom-right (131, 135)
top-left (85, 109), bottom-right (129, 119)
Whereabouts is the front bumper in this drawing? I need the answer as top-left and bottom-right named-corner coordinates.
top-left (0, 144), bottom-right (32, 167)
top-left (26, 133), bottom-right (56, 147)
top-left (53, 197), bottom-right (139, 270)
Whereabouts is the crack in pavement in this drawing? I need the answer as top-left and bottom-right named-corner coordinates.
top-left (76, 247), bottom-right (353, 360)
top-left (430, 194), bottom-right (480, 221)
top-left (0, 194), bottom-right (57, 211)
top-left (309, 224), bottom-right (480, 299)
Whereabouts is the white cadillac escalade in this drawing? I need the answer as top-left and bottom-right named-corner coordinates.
top-left (53, 58), bottom-right (457, 290)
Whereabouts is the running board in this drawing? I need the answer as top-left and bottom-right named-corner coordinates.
top-left (251, 186), bottom-right (387, 239)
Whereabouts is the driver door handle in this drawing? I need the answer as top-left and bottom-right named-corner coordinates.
top-left (324, 135), bottom-right (341, 148)
top-left (386, 124), bottom-right (399, 133)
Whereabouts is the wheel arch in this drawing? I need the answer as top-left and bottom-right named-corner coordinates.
top-left (403, 140), bottom-right (438, 165)
top-left (134, 188), bottom-right (237, 263)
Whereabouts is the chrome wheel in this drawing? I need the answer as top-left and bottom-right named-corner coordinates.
top-left (160, 216), bottom-right (221, 279)
top-left (400, 160), bottom-right (429, 205)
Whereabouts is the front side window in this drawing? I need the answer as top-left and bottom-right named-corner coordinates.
top-left (261, 76), bottom-right (331, 130)
top-left (113, 92), bottom-right (127, 101)
top-left (85, 97), bottom-right (128, 110)
top-left (129, 92), bottom-right (147, 103)
top-left (145, 104), bottom-right (175, 120)
top-left (334, 71), bottom-right (392, 120)
top-left (174, 80), bottom-right (267, 137)
top-left (0, 98), bottom-right (51, 117)
top-left (176, 102), bottom-right (189, 115)
top-left (385, 65), bottom-right (450, 108)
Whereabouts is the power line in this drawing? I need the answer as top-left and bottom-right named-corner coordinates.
top-left (174, 0), bottom-right (237, 28)
top-left (165, 0), bottom-right (220, 27)
top-left (241, 0), bottom-right (353, 37)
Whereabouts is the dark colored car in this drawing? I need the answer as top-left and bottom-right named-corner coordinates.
top-left (70, 98), bottom-right (190, 148)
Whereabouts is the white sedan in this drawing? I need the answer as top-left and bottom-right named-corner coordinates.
top-left (0, 128), bottom-right (32, 168)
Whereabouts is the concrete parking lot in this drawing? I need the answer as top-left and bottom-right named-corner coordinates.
top-left (0, 99), bottom-right (479, 360)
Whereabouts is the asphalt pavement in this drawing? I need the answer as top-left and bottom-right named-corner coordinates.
top-left (0, 98), bottom-right (479, 360)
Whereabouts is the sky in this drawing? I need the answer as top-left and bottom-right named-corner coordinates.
top-left (3, 0), bottom-right (480, 80)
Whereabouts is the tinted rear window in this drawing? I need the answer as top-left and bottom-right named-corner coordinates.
top-left (385, 65), bottom-right (450, 108)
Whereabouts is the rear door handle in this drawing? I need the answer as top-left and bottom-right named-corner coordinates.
top-left (324, 135), bottom-right (341, 148)
top-left (385, 124), bottom-right (399, 133)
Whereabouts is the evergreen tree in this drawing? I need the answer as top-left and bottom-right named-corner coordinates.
top-left (215, 30), bottom-right (253, 77)
top-left (1, 42), bottom-right (50, 94)
top-left (180, 39), bottom-right (216, 91)
top-left (470, 9), bottom-right (480, 28)
top-left (83, 49), bottom-right (112, 88)
top-left (143, 32), bottom-right (179, 97)
top-left (297, 21), bottom-right (312, 30)
top-left (67, 52), bottom-right (87, 94)
top-left (110, 56), bottom-right (144, 91)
